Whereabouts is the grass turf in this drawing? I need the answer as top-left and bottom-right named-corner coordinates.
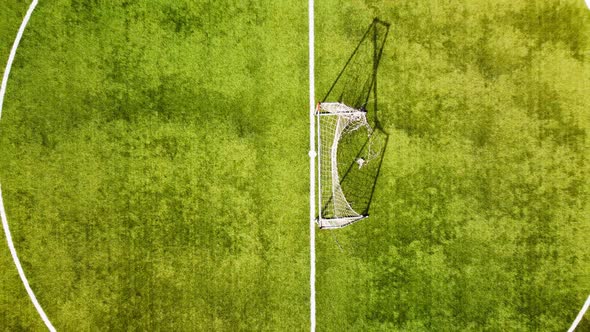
top-left (0, 0), bottom-right (589, 331)
top-left (0, 1), bottom-right (308, 330)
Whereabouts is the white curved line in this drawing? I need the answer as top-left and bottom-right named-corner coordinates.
top-left (568, 294), bottom-right (590, 332)
top-left (0, 1), bottom-right (56, 331)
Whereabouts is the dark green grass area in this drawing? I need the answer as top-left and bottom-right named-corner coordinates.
top-left (0, 1), bottom-right (308, 330)
top-left (316, 1), bottom-right (589, 331)
top-left (0, 1), bottom-right (29, 78)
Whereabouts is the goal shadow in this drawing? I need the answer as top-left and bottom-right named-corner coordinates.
top-left (321, 18), bottom-right (390, 218)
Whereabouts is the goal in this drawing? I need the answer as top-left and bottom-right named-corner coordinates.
top-left (314, 18), bottom-right (390, 229)
top-left (316, 102), bottom-right (374, 229)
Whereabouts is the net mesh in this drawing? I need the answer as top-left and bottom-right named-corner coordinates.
top-left (317, 102), bottom-right (373, 228)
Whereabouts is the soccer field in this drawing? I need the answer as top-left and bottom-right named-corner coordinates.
top-left (1, 1), bottom-right (589, 331)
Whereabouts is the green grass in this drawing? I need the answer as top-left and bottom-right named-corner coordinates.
top-left (0, 1), bottom-right (308, 330)
top-left (1, 0), bottom-right (589, 331)
top-left (315, 1), bottom-right (590, 331)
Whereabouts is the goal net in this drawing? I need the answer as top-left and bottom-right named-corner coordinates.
top-left (317, 103), bottom-right (373, 228)
top-left (315, 19), bottom-right (390, 229)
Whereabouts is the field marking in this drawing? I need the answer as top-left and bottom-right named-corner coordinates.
top-left (308, 0), bottom-right (316, 331)
top-left (568, 294), bottom-right (590, 332)
top-left (0, 1), bottom-right (56, 331)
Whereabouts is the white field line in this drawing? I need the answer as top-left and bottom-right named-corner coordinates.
top-left (308, 0), bottom-right (316, 331)
top-left (568, 294), bottom-right (590, 332)
top-left (0, 1), bottom-right (55, 331)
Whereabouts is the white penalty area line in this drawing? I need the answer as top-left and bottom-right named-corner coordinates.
top-left (308, 0), bottom-right (316, 331)
top-left (0, 1), bottom-right (55, 331)
top-left (568, 294), bottom-right (590, 332)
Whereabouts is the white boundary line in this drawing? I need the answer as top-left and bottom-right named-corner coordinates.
top-left (568, 294), bottom-right (590, 332)
top-left (0, 1), bottom-right (55, 331)
top-left (308, 0), bottom-right (316, 330)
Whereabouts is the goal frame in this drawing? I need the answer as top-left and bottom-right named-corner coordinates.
top-left (315, 102), bottom-right (369, 230)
